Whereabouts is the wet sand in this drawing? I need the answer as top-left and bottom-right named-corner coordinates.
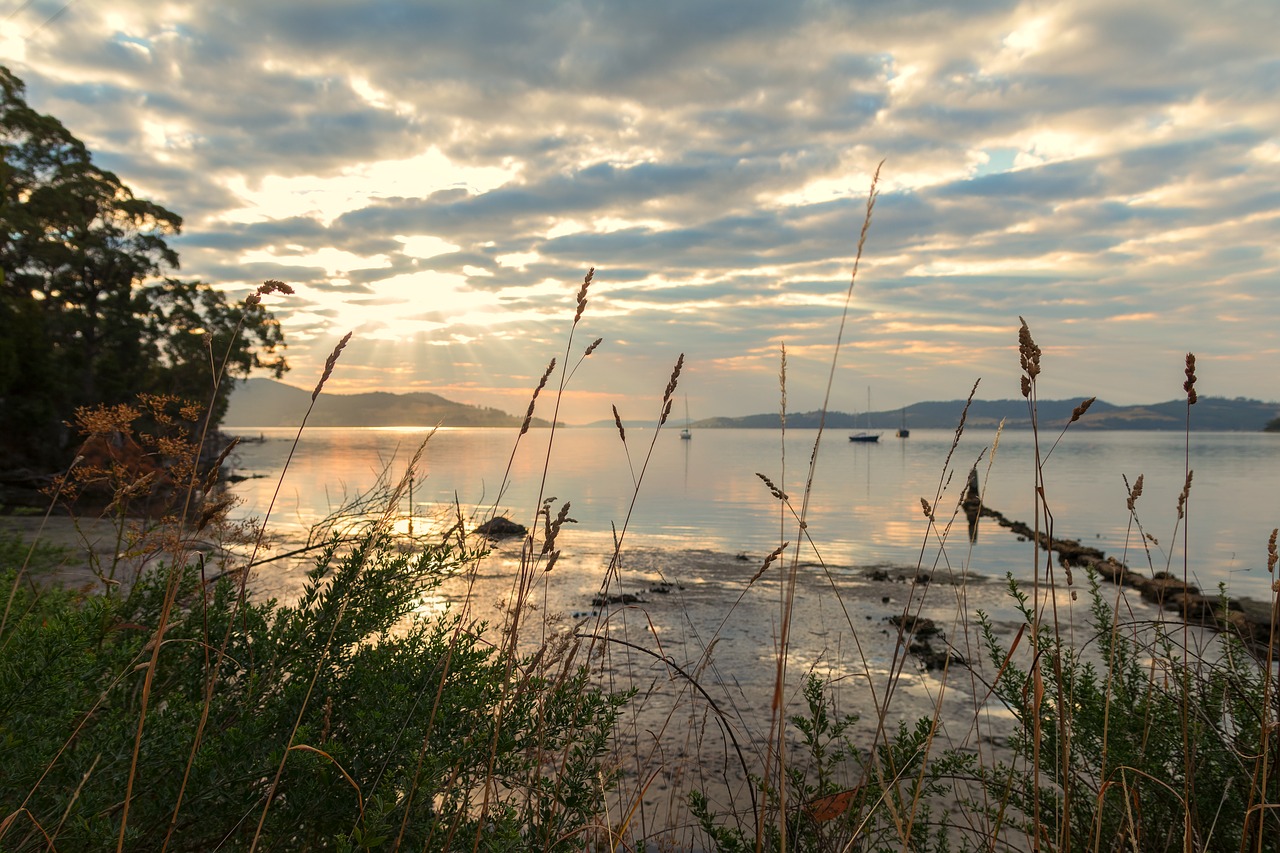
top-left (2, 513), bottom-right (1173, 847)
top-left (449, 537), bottom-right (1159, 845)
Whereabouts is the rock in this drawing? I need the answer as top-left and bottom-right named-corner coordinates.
top-left (911, 642), bottom-right (960, 671)
top-left (1169, 592), bottom-right (1217, 623)
top-left (1225, 610), bottom-right (1258, 643)
top-left (591, 593), bottom-right (645, 607)
top-left (1087, 556), bottom-right (1130, 585)
top-left (1139, 576), bottom-right (1198, 606)
top-left (982, 501), bottom-right (1277, 658)
top-left (890, 614), bottom-right (938, 638)
top-left (474, 516), bottom-right (527, 538)
top-left (1232, 599), bottom-right (1280, 646)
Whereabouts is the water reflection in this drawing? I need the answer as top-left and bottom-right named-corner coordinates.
top-left (227, 427), bottom-right (1280, 600)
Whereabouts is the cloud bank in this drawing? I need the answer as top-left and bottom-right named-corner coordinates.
top-left (3, 0), bottom-right (1276, 422)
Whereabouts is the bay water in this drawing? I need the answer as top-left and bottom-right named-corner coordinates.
top-left (226, 425), bottom-right (1279, 601)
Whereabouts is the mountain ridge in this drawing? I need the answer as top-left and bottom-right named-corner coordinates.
top-left (228, 381), bottom-right (1279, 431)
top-left (225, 378), bottom-right (550, 428)
top-left (688, 396), bottom-right (1280, 431)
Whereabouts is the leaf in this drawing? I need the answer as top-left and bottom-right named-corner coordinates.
top-left (803, 787), bottom-right (860, 823)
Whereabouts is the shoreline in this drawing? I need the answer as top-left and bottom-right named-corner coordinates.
top-left (0, 512), bottom-right (1251, 843)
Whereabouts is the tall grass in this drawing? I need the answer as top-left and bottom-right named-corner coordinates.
top-left (1, 192), bottom-right (1277, 852)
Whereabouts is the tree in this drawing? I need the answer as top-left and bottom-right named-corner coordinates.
top-left (0, 66), bottom-right (286, 474)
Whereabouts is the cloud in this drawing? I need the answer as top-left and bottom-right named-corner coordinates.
top-left (3, 0), bottom-right (1276, 421)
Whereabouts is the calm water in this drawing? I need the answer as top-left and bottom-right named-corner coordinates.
top-left (227, 426), bottom-right (1280, 600)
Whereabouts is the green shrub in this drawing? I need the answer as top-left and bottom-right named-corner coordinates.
top-left (977, 574), bottom-right (1280, 853)
top-left (0, 532), bottom-right (626, 851)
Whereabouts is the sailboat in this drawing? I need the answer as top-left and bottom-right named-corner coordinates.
top-left (849, 387), bottom-right (881, 443)
top-left (680, 396), bottom-right (692, 440)
top-left (897, 407), bottom-right (910, 439)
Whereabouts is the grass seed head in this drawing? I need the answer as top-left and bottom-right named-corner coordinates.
top-left (245, 279), bottom-right (294, 306)
top-left (779, 343), bottom-right (787, 423)
top-left (749, 542), bottom-right (789, 585)
top-left (1018, 316), bottom-right (1041, 396)
top-left (755, 472), bottom-right (788, 502)
top-left (663, 353), bottom-right (685, 405)
top-left (611, 405), bottom-right (626, 443)
top-left (1070, 397), bottom-right (1096, 423)
top-left (313, 332), bottom-right (352, 401)
top-left (1126, 473), bottom-right (1144, 514)
top-left (203, 436), bottom-right (241, 493)
top-left (573, 267), bottom-right (594, 326)
top-left (1183, 352), bottom-right (1198, 405)
top-left (522, 358), bottom-right (557, 434)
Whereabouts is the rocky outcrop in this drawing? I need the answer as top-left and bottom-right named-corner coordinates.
top-left (474, 516), bottom-right (528, 539)
top-left (979, 505), bottom-right (1278, 653)
top-left (889, 613), bottom-right (959, 671)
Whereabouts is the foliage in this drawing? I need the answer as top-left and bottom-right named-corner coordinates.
top-left (0, 65), bottom-right (287, 472)
top-left (0, 532), bottom-right (626, 851)
top-left (977, 574), bottom-right (1280, 853)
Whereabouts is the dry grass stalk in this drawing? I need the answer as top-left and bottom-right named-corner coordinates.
top-left (748, 543), bottom-right (789, 586)
top-left (1177, 470), bottom-right (1194, 520)
top-left (755, 472), bottom-right (788, 502)
top-left (658, 354), bottom-right (685, 426)
top-left (778, 343), bottom-right (787, 430)
top-left (521, 358), bottom-right (556, 435)
top-left (201, 435), bottom-right (240, 494)
top-left (762, 163), bottom-right (881, 847)
top-left (573, 267), bottom-right (594, 326)
top-left (313, 331), bottom-right (352, 401)
top-left (611, 405), bottom-right (626, 443)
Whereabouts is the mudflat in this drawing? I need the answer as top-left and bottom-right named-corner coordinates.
top-left (2, 513), bottom-right (1177, 845)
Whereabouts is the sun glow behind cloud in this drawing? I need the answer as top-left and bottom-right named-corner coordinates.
top-left (219, 148), bottom-right (520, 225)
top-left (3, 0), bottom-right (1276, 422)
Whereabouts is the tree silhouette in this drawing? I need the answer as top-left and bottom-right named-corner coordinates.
top-left (1, 66), bottom-right (287, 477)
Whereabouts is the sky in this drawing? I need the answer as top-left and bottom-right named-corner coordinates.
top-left (2, 0), bottom-right (1277, 425)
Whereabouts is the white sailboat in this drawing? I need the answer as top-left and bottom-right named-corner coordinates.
top-left (680, 396), bottom-right (692, 440)
top-left (849, 387), bottom-right (881, 443)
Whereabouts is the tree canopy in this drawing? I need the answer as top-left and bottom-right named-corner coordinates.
top-left (0, 65), bottom-right (287, 475)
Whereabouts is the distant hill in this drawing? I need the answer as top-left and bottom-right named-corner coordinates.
top-left (224, 378), bottom-right (549, 428)
top-left (693, 397), bottom-right (1280, 432)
